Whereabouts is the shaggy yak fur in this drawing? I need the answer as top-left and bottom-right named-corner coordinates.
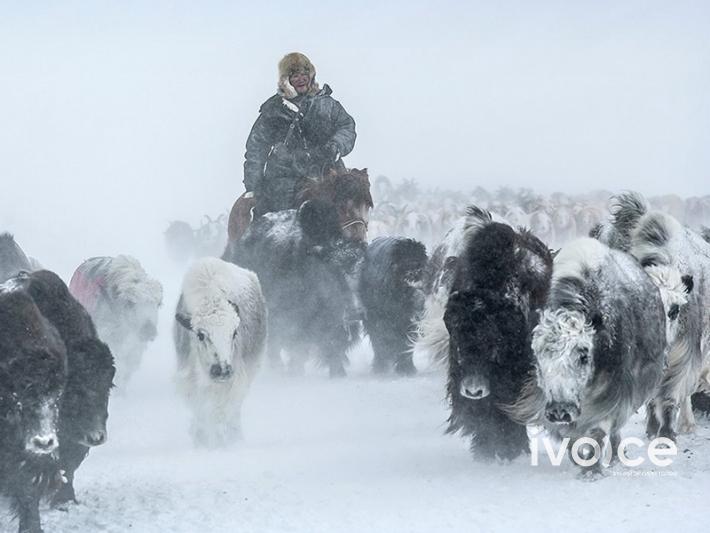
top-left (415, 207), bottom-right (510, 366)
top-left (174, 257), bottom-right (267, 447)
top-left (12, 270), bottom-right (116, 507)
top-left (69, 255), bottom-right (163, 390)
top-left (512, 238), bottom-right (667, 475)
top-left (597, 192), bottom-right (707, 439)
top-left (224, 199), bottom-right (365, 377)
top-left (0, 233), bottom-right (32, 283)
top-left (358, 237), bottom-right (428, 376)
top-left (444, 214), bottom-right (553, 461)
top-left (0, 288), bottom-right (67, 533)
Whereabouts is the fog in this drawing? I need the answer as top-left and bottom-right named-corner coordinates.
top-left (1, 4), bottom-right (710, 531)
top-left (1, 0), bottom-right (709, 277)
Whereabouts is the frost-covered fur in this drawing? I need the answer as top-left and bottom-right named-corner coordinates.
top-left (415, 206), bottom-right (510, 366)
top-left (445, 222), bottom-right (552, 461)
top-left (0, 289), bottom-right (67, 533)
top-left (69, 255), bottom-right (163, 391)
top-left (174, 258), bottom-right (266, 447)
top-left (359, 237), bottom-right (428, 376)
top-left (623, 205), bottom-right (710, 438)
top-left (516, 238), bottom-right (667, 474)
top-left (224, 200), bottom-right (365, 378)
top-left (0, 233), bottom-right (32, 283)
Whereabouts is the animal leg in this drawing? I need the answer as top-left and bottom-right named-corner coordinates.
top-left (573, 428), bottom-right (606, 478)
top-left (677, 395), bottom-right (696, 434)
top-left (645, 400), bottom-right (660, 439)
top-left (658, 399), bottom-right (679, 443)
top-left (15, 483), bottom-right (43, 533)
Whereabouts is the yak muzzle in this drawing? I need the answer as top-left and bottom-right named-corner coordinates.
top-left (210, 363), bottom-right (234, 381)
top-left (459, 375), bottom-right (490, 400)
top-left (545, 402), bottom-right (580, 425)
top-left (26, 433), bottom-right (58, 455)
top-left (83, 429), bottom-right (108, 447)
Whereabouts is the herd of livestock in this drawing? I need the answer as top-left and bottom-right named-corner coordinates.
top-left (2, 176), bottom-right (710, 532)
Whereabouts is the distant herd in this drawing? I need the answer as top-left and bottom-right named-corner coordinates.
top-left (2, 187), bottom-right (710, 532)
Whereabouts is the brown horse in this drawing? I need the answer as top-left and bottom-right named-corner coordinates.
top-left (228, 167), bottom-right (373, 243)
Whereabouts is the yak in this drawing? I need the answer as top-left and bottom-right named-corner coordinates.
top-left (174, 257), bottom-right (266, 447)
top-left (69, 255), bottom-right (163, 391)
top-left (0, 289), bottom-right (67, 533)
top-left (224, 199), bottom-right (365, 378)
top-left (0, 233), bottom-right (32, 283)
top-left (517, 238), bottom-right (669, 476)
top-left (443, 214), bottom-right (553, 460)
top-left (10, 270), bottom-right (116, 507)
top-left (358, 237), bottom-right (428, 376)
top-left (415, 207), bottom-right (510, 366)
top-left (599, 192), bottom-right (708, 440)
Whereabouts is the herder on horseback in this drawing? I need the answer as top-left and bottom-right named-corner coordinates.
top-left (242, 52), bottom-right (357, 217)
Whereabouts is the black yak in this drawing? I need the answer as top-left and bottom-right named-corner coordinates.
top-left (414, 207), bottom-right (510, 366)
top-left (520, 238), bottom-right (668, 475)
top-left (0, 233), bottom-right (32, 283)
top-left (0, 289), bottom-right (67, 533)
top-left (14, 270), bottom-right (116, 507)
top-left (224, 199), bottom-right (365, 377)
top-left (359, 237), bottom-right (428, 376)
top-left (443, 211), bottom-right (552, 460)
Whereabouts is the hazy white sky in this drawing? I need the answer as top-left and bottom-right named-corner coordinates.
top-left (0, 1), bottom-right (708, 273)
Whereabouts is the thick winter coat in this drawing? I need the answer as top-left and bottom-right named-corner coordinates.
top-left (15, 270), bottom-right (116, 507)
top-left (359, 237), bottom-right (428, 376)
top-left (522, 238), bottom-right (667, 474)
top-left (444, 220), bottom-right (552, 460)
top-left (174, 257), bottom-right (266, 447)
top-left (0, 289), bottom-right (67, 533)
top-left (224, 199), bottom-right (365, 377)
top-left (244, 85), bottom-right (357, 215)
top-left (69, 255), bottom-right (162, 391)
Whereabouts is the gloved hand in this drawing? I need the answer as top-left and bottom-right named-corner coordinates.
top-left (323, 141), bottom-right (340, 163)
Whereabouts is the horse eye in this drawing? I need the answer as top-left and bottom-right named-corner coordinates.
top-left (668, 304), bottom-right (680, 321)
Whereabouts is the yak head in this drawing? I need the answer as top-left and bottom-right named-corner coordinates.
top-left (107, 256), bottom-right (163, 344)
top-left (532, 308), bottom-right (598, 426)
top-left (644, 265), bottom-right (693, 346)
top-left (175, 295), bottom-right (242, 383)
top-left (444, 290), bottom-right (529, 402)
top-left (60, 337), bottom-right (115, 447)
top-left (0, 344), bottom-right (66, 457)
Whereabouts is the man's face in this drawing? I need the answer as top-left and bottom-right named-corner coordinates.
top-left (289, 71), bottom-right (310, 95)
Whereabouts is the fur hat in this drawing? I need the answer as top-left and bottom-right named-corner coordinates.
top-left (278, 52), bottom-right (320, 99)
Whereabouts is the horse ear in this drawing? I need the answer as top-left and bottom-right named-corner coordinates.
top-left (175, 313), bottom-right (192, 331)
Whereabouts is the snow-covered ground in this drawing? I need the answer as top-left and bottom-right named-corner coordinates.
top-left (2, 275), bottom-right (710, 533)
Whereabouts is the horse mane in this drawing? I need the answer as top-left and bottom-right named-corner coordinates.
top-left (296, 167), bottom-right (373, 209)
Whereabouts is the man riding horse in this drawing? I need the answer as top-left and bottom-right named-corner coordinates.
top-left (243, 52), bottom-right (357, 217)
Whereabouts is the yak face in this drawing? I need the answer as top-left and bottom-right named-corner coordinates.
top-left (644, 266), bottom-right (693, 346)
top-left (176, 298), bottom-right (241, 383)
top-left (61, 338), bottom-right (115, 447)
top-left (444, 291), bottom-right (528, 402)
top-left (1, 349), bottom-right (65, 456)
top-left (532, 308), bottom-right (597, 426)
top-left (108, 270), bottom-right (163, 344)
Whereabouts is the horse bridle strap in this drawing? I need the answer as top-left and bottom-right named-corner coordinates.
top-left (341, 218), bottom-right (368, 231)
